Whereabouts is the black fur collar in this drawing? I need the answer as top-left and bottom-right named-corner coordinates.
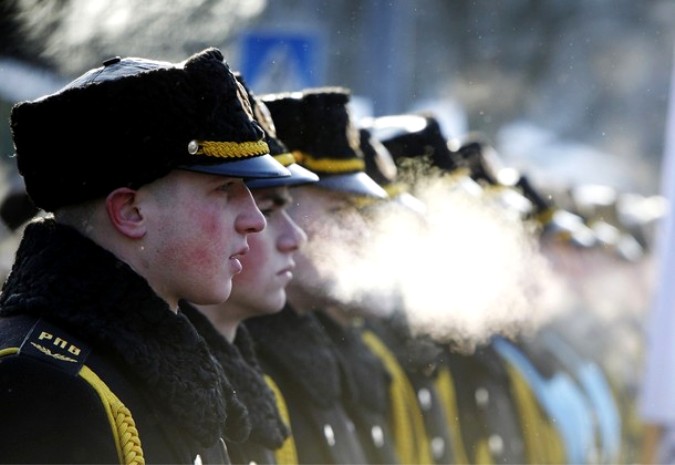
top-left (234, 326), bottom-right (290, 448)
top-left (181, 304), bottom-right (289, 448)
top-left (0, 219), bottom-right (229, 446)
top-left (244, 305), bottom-right (343, 408)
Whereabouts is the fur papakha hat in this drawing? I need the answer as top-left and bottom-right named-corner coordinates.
top-left (10, 47), bottom-right (290, 212)
top-left (262, 87), bottom-right (386, 199)
top-left (233, 73), bottom-right (318, 189)
top-left (370, 112), bottom-right (462, 173)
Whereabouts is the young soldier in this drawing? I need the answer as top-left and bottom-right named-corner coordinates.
top-left (246, 88), bottom-right (405, 465)
top-left (182, 73), bottom-right (318, 465)
top-left (356, 125), bottom-right (458, 465)
top-left (0, 48), bottom-right (290, 464)
top-left (369, 113), bottom-right (539, 465)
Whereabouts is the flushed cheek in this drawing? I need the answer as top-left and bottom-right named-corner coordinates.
top-left (178, 215), bottom-right (231, 274)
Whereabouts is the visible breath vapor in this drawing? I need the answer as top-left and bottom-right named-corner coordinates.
top-left (302, 172), bottom-right (568, 348)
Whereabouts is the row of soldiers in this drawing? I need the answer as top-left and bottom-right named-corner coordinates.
top-left (0, 47), bottom-right (660, 464)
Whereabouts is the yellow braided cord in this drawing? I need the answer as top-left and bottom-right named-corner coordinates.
top-left (433, 365), bottom-right (470, 464)
top-left (0, 347), bottom-right (143, 464)
top-left (361, 330), bottom-right (434, 465)
top-left (0, 347), bottom-right (19, 357)
top-left (196, 140), bottom-right (270, 158)
top-left (79, 366), bottom-right (145, 465)
top-left (504, 362), bottom-right (565, 464)
top-left (292, 150), bottom-right (365, 173)
top-left (274, 152), bottom-right (297, 167)
top-left (265, 375), bottom-right (299, 465)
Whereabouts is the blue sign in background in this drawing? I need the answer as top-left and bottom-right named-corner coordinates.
top-left (238, 31), bottom-right (324, 94)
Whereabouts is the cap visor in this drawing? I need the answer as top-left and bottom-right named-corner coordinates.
top-left (393, 192), bottom-right (428, 216)
top-left (316, 172), bottom-right (388, 199)
top-left (181, 154), bottom-right (290, 179)
top-left (246, 163), bottom-right (319, 189)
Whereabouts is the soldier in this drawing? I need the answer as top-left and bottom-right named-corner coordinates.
top-left (246, 87), bottom-right (405, 465)
top-left (182, 73), bottom-right (319, 465)
top-left (356, 124), bottom-right (457, 465)
top-left (0, 48), bottom-right (290, 464)
top-left (370, 112), bottom-right (557, 465)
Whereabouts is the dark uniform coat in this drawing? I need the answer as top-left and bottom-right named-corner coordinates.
top-left (0, 220), bottom-right (243, 464)
top-left (315, 311), bottom-right (400, 465)
top-left (366, 314), bottom-right (455, 464)
top-left (182, 304), bottom-right (290, 465)
top-left (245, 305), bottom-right (369, 465)
top-left (444, 343), bottom-right (527, 464)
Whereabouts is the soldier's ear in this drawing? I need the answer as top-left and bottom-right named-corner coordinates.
top-left (105, 187), bottom-right (146, 239)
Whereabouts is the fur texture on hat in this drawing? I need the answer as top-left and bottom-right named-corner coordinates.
top-left (235, 74), bottom-right (318, 189)
top-left (298, 87), bottom-right (362, 173)
top-left (11, 48), bottom-right (266, 212)
top-left (234, 73), bottom-right (288, 158)
top-left (262, 87), bottom-right (387, 198)
top-left (263, 87), bottom-right (363, 175)
top-left (259, 92), bottom-right (305, 153)
top-left (375, 112), bottom-right (461, 173)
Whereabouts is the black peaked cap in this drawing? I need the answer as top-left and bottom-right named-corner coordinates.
top-left (11, 48), bottom-right (277, 212)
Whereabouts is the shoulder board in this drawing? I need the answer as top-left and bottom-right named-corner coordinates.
top-left (18, 318), bottom-right (91, 376)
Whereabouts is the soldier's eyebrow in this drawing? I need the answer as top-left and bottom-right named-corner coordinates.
top-left (256, 190), bottom-right (292, 208)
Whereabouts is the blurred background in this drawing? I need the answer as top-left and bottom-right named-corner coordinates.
top-left (1, 0), bottom-right (674, 195)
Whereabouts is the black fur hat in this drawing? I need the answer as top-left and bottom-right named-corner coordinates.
top-left (259, 91), bottom-right (306, 153)
top-left (262, 87), bottom-right (386, 198)
top-left (452, 132), bottom-right (506, 186)
top-left (370, 112), bottom-right (461, 173)
top-left (359, 126), bottom-right (427, 215)
top-left (10, 48), bottom-right (290, 212)
top-left (233, 74), bottom-right (318, 189)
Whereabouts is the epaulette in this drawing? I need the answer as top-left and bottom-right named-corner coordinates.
top-left (0, 317), bottom-right (145, 465)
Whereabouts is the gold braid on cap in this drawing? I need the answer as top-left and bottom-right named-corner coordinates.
top-left (188, 140), bottom-right (269, 158)
top-left (273, 152), bottom-right (297, 167)
top-left (292, 150), bottom-right (365, 173)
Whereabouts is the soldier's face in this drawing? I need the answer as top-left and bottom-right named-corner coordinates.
top-left (226, 186), bottom-right (307, 317)
top-left (137, 169), bottom-right (266, 310)
top-left (286, 185), bottom-right (368, 301)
